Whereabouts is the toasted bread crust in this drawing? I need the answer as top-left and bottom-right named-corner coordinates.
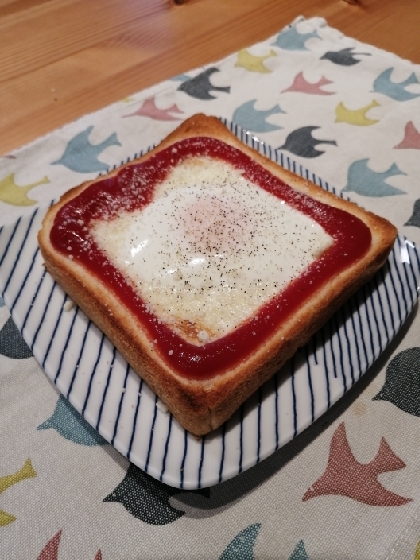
top-left (38, 114), bottom-right (397, 435)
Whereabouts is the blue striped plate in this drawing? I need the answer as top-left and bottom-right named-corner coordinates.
top-left (0, 122), bottom-right (419, 489)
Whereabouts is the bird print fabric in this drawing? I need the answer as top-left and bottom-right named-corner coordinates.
top-left (1, 14), bottom-right (420, 560)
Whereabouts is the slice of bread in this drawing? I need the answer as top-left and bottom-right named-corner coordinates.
top-left (38, 114), bottom-right (397, 435)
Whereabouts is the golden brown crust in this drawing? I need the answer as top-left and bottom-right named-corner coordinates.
top-left (38, 114), bottom-right (397, 435)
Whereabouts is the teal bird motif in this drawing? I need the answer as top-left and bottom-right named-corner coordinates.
top-left (273, 26), bottom-right (320, 51)
top-left (37, 395), bottom-right (107, 446)
top-left (220, 524), bottom-right (261, 560)
top-left (289, 540), bottom-right (309, 560)
top-left (373, 68), bottom-right (420, 102)
top-left (232, 100), bottom-right (284, 132)
top-left (52, 126), bottom-right (121, 173)
top-left (342, 159), bottom-right (406, 197)
top-left (0, 316), bottom-right (32, 359)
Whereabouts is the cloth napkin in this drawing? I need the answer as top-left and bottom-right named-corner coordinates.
top-left (1, 16), bottom-right (420, 560)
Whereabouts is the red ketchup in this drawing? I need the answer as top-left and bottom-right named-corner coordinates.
top-left (50, 137), bottom-right (371, 379)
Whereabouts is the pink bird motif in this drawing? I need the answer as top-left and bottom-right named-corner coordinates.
top-left (123, 96), bottom-right (184, 121)
top-left (282, 72), bottom-right (335, 95)
top-left (394, 121), bottom-right (420, 149)
top-left (303, 423), bottom-right (412, 506)
top-left (37, 529), bottom-right (102, 560)
top-left (37, 530), bottom-right (62, 560)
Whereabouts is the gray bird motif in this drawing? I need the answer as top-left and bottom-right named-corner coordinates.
top-left (373, 348), bottom-right (420, 416)
top-left (321, 47), bottom-right (371, 66)
top-left (405, 199), bottom-right (420, 228)
top-left (104, 463), bottom-right (210, 525)
top-left (178, 68), bottom-right (231, 100)
top-left (278, 126), bottom-right (337, 158)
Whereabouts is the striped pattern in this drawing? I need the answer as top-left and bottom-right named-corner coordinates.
top-left (0, 122), bottom-right (419, 489)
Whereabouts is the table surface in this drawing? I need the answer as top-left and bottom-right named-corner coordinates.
top-left (1, 0), bottom-right (420, 156)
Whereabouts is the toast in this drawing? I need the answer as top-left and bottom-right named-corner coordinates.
top-left (38, 114), bottom-right (397, 435)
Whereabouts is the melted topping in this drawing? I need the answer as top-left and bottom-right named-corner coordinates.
top-left (50, 137), bottom-right (371, 379)
top-left (91, 158), bottom-right (332, 344)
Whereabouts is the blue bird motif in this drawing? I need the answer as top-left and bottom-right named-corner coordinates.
top-left (373, 68), bottom-right (420, 102)
top-left (171, 73), bottom-right (190, 82)
top-left (232, 100), bottom-right (284, 132)
top-left (37, 395), bottom-right (107, 446)
top-left (0, 296), bottom-right (4, 307)
top-left (52, 126), bottom-right (121, 173)
top-left (342, 159), bottom-right (406, 197)
top-left (273, 25), bottom-right (320, 51)
top-left (220, 524), bottom-right (261, 560)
